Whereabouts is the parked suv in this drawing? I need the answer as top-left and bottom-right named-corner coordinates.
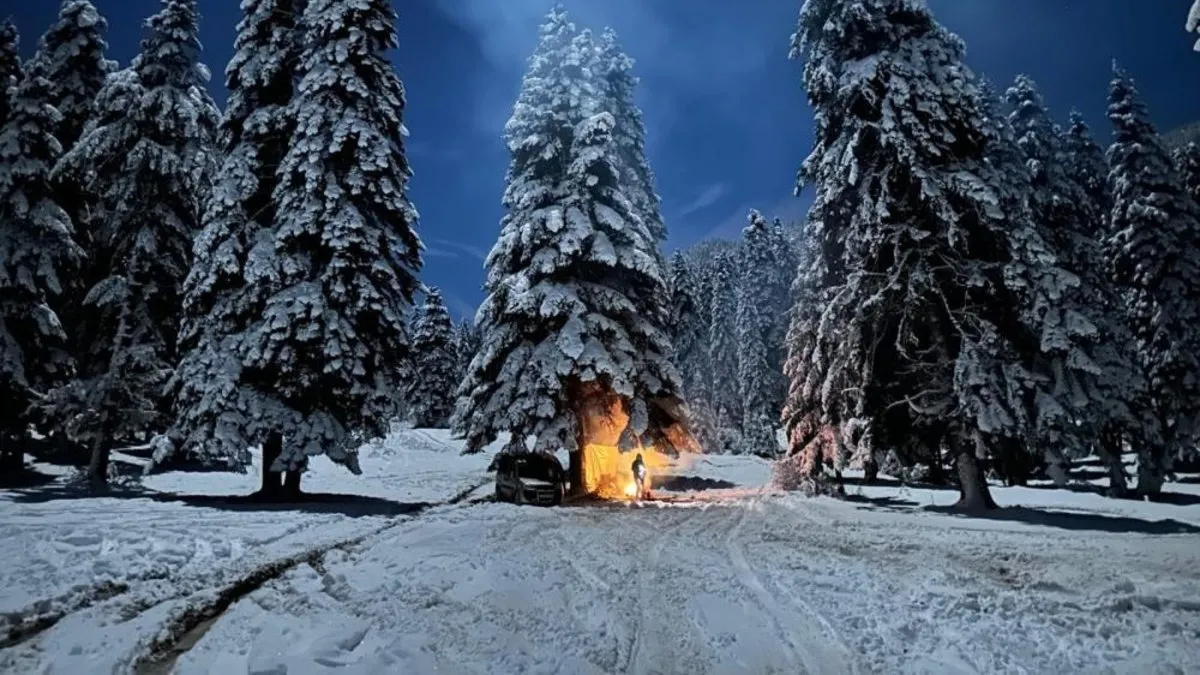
top-left (494, 453), bottom-right (566, 506)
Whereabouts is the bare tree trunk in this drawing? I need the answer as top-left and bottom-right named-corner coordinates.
top-left (260, 431), bottom-right (283, 498)
top-left (952, 434), bottom-right (997, 511)
top-left (0, 431), bottom-right (24, 480)
top-left (1099, 426), bottom-right (1127, 497)
top-left (1136, 451), bottom-right (1166, 501)
top-left (568, 450), bottom-right (585, 497)
top-left (862, 456), bottom-right (879, 485)
top-left (87, 436), bottom-right (110, 492)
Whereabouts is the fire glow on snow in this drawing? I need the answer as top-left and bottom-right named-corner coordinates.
top-left (578, 397), bottom-right (694, 500)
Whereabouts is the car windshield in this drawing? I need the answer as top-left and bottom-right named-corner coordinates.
top-left (514, 458), bottom-right (561, 483)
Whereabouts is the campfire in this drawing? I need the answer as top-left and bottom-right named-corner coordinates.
top-left (575, 386), bottom-right (699, 501)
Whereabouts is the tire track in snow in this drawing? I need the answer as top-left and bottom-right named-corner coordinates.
top-left (724, 498), bottom-right (857, 675)
top-left (626, 505), bottom-right (704, 675)
top-left (129, 478), bottom-right (491, 675)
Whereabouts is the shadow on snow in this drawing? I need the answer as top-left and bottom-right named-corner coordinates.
top-left (3, 483), bottom-right (429, 518)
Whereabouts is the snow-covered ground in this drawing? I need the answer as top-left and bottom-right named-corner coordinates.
top-left (2, 435), bottom-right (1199, 675)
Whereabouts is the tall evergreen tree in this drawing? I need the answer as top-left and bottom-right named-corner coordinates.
top-left (596, 28), bottom-right (665, 246)
top-left (1003, 75), bottom-right (1121, 484)
top-left (0, 61), bottom-right (84, 476)
top-left (407, 288), bottom-right (456, 428)
top-left (708, 251), bottom-right (739, 428)
top-left (452, 317), bottom-right (481, 381)
top-left (1175, 142), bottom-right (1200, 206)
top-left (453, 11), bottom-right (688, 493)
top-left (33, 1), bottom-right (115, 355)
top-left (0, 21), bottom-right (19, 131)
top-left (1062, 111), bottom-right (1112, 218)
top-left (737, 210), bottom-right (784, 456)
top-left (785, 0), bottom-right (1086, 509)
top-left (666, 251), bottom-right (706, 400)
top-left (1105, 65), bottom-right (1200, 498)
top-left (176, 0), bottom-right (423, 495)
top-left (45, 0), bottom-right (219, 488)
top-left (31, 2), bottom-right (113, 152)
top-left (170, 0), bottom-right (306, 493)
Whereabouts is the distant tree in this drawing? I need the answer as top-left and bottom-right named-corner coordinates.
top-left (596, 27), bottom-right (665, 246)
top-left (45, 0), bottom-right (218, 489)
top-left (0, 21), bottom-right (20, 131)
top-left (452, 317), bottom-right (481, 381)
top-left (1061, 111), bottom-right (1112, 218)
top-left (666, 251), bottom-right (706, 399)
top-left (453, 12), bottom-right (688, 494)
top-left (1105, 65), bottom-right (1200, 498)
top-left (736, 210), bottom-right (784, 456)
top-left (707, 251), bottom-right (740, 428)
top-left (0, 62), bottom-right (84, 478)
top-left (407, 289), bottom-right (457, 428)
top-left (1176, 142), bottom-right (1200, 207)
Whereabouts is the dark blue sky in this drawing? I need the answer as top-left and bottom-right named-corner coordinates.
top-left (11, 0), bottom-right (1200, 319)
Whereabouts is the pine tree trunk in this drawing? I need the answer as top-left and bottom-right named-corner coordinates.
top-left (1099, 427), bottom-right (1128, 497)
top-left (1135, 449), bottom-right (1165, 501)
top-left (260, 431), bottom-right (284, 498)
top-left (87, 436), bottom-right (110, 492)
top-left (952, 436), bottom-right (997, 511)
top-left (0, 430), bottom-right (24, 481)
top-left (568, 450), bottom-right (585, 497)
top-left (862, 456), bottom-right (878, 484)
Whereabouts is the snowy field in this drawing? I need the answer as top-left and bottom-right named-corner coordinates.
top-left (1, 435), bottom-right (1198, 674)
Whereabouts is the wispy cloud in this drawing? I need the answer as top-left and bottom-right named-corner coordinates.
top-left (678, 182), bottom-right (729, 217)
top-left (423, 246), bottom-right (461, 259)
top-left (427, 236), bottom-right (489, 261)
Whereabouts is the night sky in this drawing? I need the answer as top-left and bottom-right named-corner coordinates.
top-left (9, 0), bottom-right (1200, 320)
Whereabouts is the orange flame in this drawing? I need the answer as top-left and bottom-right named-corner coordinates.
top-left (578, 396), bottom-right (695, 501)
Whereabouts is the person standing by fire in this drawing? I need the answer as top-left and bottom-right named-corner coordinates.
top-left (632, 452), bottom-right (648, 500)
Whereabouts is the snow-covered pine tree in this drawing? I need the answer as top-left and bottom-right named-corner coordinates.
top-left (708, 250), bottom-right (740, 429)
top-left (407, 288), bottom-right (457, 428)
top-left (1062, 111), bottom-right (1112, 218)
top-left (0, 22), bottom-right (19, 131)
top-left (1176, 142), bottom-right (1200, 207)
top-left (1002, 75), bottom-right (1117, 486)
top-left (767, 216), bottom-right (798, 359)
top-left (170, 0), bottom-right (306, 493)
top-left (666, 251), bottom-right (706, 401)
top-left (786, 0), bottom-right (1086, 509)
top-left (1048, 108), bottom-right (1144, 495)
top-left (177, 0), bottom-right (424, 495)
top-left (451, 317), bottom-right (480, 381)
top-left (44, 0), bottom-right (219, 488)
top-left (596, 27), bottom-right (665, 246)
top-left (1105, 64), bottom-right (1200, 498)
top-left (736, 210), bottom-right (784, 457)
top-left (0, 60), bottom-right (84, 477)
top-left (31, 2), bottom-right (113, 152)
top-left (31, 1), bottom-right (115, 356)
top-left (453, 12), bottom-right (688, 493)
